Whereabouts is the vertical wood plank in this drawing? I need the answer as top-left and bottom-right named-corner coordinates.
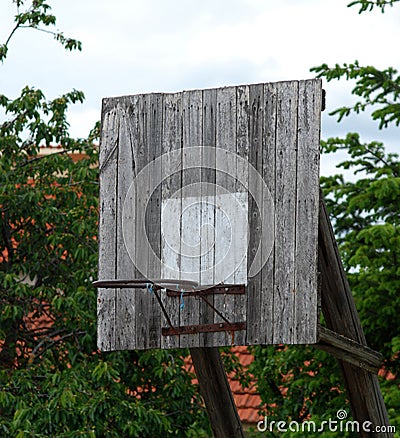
top-left (146, 93), bottom-right (163, 349)
top-left (160, 93), bottom-right (182, 349)
top-left (215, 86), bottom-right (237, 346)
top-left (115, 97), bottom-right (137, 350)
top-left (133, 94), bottom-right (150, 350)
top-left (260, 82), bottom-right (277, 345)
top-left (234, 85), bottom-right (249, 345)
top-left (98, 99), bottom-right (119, 351)
top-left (246, 84), bottom-right (264, 345)
top-left (200, 88), bottom-right (217, 347)
top-left (294, 79), bottom-right (322, 343)
top-left (180, 90), bottom-right (203, 348)
top-left (273, 81), bottom-right (299, 344)
top-left (134, 94), bottom-right (163, 349)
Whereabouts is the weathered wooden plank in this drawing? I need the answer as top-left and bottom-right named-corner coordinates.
top-left (233, 85), bottom-right (249, 346)
top-left (160, 92), bottom-right (182, 349)
top-left (319, 197), bottom-right (392, 437)
top-left (134, 94), bottom-right (162, 349)
top-left (200, 88), bottom-right (217, 347)
top-left (230, 88), bottom-right (248, 292)
top-left (318, 196), bottom-right (366, 344)
top-left (133, 94), bottom-right (151, 350)
top-left (316, 325), bottom-right (383, 374)
top-left (180, 90), bottom-right (203, 348)
top-left (273, 81), bottom-right (299, 344)
top-left (260, 81), bottom-right (277, 345)
top-left (293, 79), bottom-right (322, 343)
top-left (246, 84), bottom-right (264, 345)
top-left (215, 86), bottom-right (237, 346)
top-left (97, 99), bottom-right (119, 351)
top-left (146, 93), bottom-right (163, 349)
top-left (115, 97), bottom-right (137, 350)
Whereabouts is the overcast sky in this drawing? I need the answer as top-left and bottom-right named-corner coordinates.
top-left (1, 0), bottom-right (399, 176)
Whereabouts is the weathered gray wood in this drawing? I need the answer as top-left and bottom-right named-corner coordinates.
top-left (190, 347), bottom-right (245, 438)
top-left (215, 86), bottom-right (237, 346)
top-left (273, 81), bottom-right (299, 344)
top-left (115, 97), bottom-right (136, 350)
top-left (260, 81), bottom-right (277, 345)
top-left (146, 93), bottom-right (163, 349)
top-left (246, 84), bottom-right (264, 345)
top-left (200, 88), bottom-right (217, 347)
top-left (134, 94), bottom-right (163, 350)
top-left (319, 197), bottom-right (392, 437)
top-left (160, 92), bottom-right (182, 349)
top-left (316, 325), bottom-right (383, 374)
top-left (130, 94), bottom-right (150, 350)
top-left (98, 79), bottom-right (322, 350)
top-left (180, 90), bottom-right (202, 348)
top-left (97, 100), bottom-right (119, 351)
top-left (234, 85), bottom-right (249, 346)
top-left (294, 80), bottom-right (321, 343)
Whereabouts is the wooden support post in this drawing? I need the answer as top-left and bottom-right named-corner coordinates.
top-left (319, 197), bottom-right (393, 437)
top-left (190, 347), bottom-right (245, 438)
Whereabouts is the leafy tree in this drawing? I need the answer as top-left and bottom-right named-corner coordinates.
top-left (250, 1), bottom-right (400, 435)
top-left (0, 2), bottom-right (210, 436)
top-left (0, 0), bottom-right (81, 62)
top-left (347, 0), bottom-right (400, 13)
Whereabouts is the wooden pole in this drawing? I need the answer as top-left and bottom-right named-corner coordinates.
top-left (319, 196), bottom-right (393, 437)
top-left (190, 347), bottom-right (245, 438)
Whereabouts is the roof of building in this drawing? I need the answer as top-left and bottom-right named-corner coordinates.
top-left (229, 346), bottom-right (262, 424)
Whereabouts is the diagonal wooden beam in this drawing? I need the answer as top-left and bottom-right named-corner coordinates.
top-left (318, 194), bottom-right (393, 437)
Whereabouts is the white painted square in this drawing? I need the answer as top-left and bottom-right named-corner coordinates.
top-left (161, 192), bottom-right (248, 286)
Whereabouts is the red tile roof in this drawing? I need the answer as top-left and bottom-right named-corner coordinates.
top-left (229, 346), bottom-right (262, 423)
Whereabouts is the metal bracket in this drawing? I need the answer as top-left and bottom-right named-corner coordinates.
top-left (92, 278), bottom-right (198, 289)
top-left (166, 284), bottom-right (245, 297)
top-left (93, 279), bottom-right (247, 338)
top-left (162, 284), bottom-right (246, 337)
top-left (162, 322), bottom-right (246, 336)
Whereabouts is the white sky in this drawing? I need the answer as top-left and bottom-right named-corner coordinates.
top-left (1, 0), bottom-right (399, 176)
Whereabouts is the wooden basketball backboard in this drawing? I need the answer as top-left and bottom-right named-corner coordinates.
top-left (97, 79), bottom-right (322, 350)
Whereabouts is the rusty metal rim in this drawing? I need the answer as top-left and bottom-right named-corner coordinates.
top-left (92, 278), bottom-right (199, 289)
